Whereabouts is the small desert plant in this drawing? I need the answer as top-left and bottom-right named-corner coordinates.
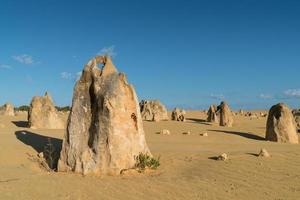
top-left (134, 153), bottom-right (160, 171)
top-left (43, 138), bottom-right (59, 171)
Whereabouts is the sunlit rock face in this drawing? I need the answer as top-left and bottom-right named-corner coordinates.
top-left (58, 55), bottom-right (151, 175)
top-left (207, 104), bottom-right (218, 123)
top-left (266, 103), bottom-right (299, 144)
top-left (218, 102), bottom-right (233, 127)
top-left (28, 92), bottom-right (64, 129)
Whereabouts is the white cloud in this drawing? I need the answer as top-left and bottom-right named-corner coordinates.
top-left (284, 89), bottom-right (300, 97)
top-left (0, 64), bottom-right (12, 69)
top-left (60, 72), bottom-right (73, 80)
top-left (210, 94), bottom-right (225, 100)
top-left (97, 45), bottom-right (117, 57)
top-left (259, 94), bottom-right (273, 99)
top-left (12, 54), bottom-right (34, 64)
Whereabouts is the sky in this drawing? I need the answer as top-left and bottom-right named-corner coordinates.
top-left (0, 0), bottom-right (300, 110)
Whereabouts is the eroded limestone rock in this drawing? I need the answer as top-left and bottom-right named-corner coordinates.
top-left (0, 103), bottom-right (15, 116)
top-left (171, 108), bottom-right (186, 122)
top-left (58, 55), bottom-right (150, 175)
top-left (207, 104), bottom-right (218, 123)
top-left (140, 100), bottom-right (168, 122)
top-left (218, 102), bottom-right (233, 127)
top-left (28, 92), bottom-right (64, 129)
top-left (266, 103), bottom-right (298, 144)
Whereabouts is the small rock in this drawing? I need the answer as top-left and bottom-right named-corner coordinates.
top-left (182, 131), bottom-right (191, 135)
top-left (217, 153), bottom-right (228, 161)
top-left (160, 129), bottom-right (171, 135)
top-left (200, 132), bottom-right (208, 137)
top-left (258, 148), bottom-right (270, 158)
top-left (38, 152), bottom-right (44, 158)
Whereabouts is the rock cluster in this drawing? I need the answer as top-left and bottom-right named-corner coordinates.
top-left (206, 102), bottom-right (233, 127)
top-left (159, 129), bottom-right (171, 135)
top-left (28, 92), bottom-right (65, 129)
top-left (266, 103), bottom-right (298, 144)
top-left (58, 55), bottom-right (151, 175)
top-left (139, 100), bottom-right (168, 122)
top-left (171, 108), bottom-right (186, 122)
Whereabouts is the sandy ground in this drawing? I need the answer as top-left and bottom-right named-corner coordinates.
top-left (1, 111), bottom-right (300, 200)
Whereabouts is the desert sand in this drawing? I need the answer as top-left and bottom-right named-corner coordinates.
top-left (1, 111), bottom-right (300, 200)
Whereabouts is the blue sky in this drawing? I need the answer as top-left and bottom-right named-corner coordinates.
top-left (0, 0), bottom-right (299, 110)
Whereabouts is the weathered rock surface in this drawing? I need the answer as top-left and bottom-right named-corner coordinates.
top-left (292, 109), bottom-right (300, 132)
top-left (28, 92), bottom-right (65, 129)
top-left (139, 100), bottom-right (168, 122)
top-left (58, 55), bottom-right (150, 175)
top-left (0, 103), bottom-right (15, 116)
top-left (207, 105), bottom-right (218, 123)
top-left (218, 102), bottom-right (233, 127)
top-left (171, 108), bottom-right (186, 122)
top-left (265, 103), bottom-right (298, 144)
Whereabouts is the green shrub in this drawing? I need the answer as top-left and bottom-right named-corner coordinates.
top-left (55, 106), bottom-right (71, 112)
top-left (134, 153), bottom-right (160, 171)
top-left (15, 105), bottom-right (29, 111)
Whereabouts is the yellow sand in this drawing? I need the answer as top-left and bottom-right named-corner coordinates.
top-left (0, 111), bottom-right (300, 200)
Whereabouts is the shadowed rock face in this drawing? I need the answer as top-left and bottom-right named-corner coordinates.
top-left (218, 102), bottom-right (233, 127)
top-left (207, 105), bottom-right (218, 123)
top-left (28, 92), bottom-right (64, 129)
top-left (0, 103), bottom-right (15, 116)
top-left (58, 56), bottom-right (150, 175)
top-left (140, 100), bottom-right (168, 121)
top-left (266, 103), bottom-right (299, 144)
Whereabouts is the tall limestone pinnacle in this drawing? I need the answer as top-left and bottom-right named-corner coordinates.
top-left (58, 55), bottom-right (151, 175)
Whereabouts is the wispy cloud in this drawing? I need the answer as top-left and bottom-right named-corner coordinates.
top-left (284, 89), bottom-right (300, 98)
top-left (210, 94), bottom-right (225, 100)
top-left (12, 54), bottom-right (35, 64)
top-left (259, 94), bottom-right (273, 99)
top-left (97, 45), bottom-right (117, 57)
top-left (61, 72), bottom-right (73, 80)
top-left (60, 71), bottom-right (82, 81)
top-left (0, 64), bottom-right (12, 69)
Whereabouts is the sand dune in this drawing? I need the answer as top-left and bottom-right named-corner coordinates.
top-left (1, 111), bottom-right (300, 200)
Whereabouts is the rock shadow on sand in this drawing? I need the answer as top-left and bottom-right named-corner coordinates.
top-left (12, 121), bottom-right (28, 128)
top-left (186, 118), bottom-right (211, 125)
top-left (15, 130), bottom-right (62, 153)
top-left (208, 129), bottom-right (265, 141)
